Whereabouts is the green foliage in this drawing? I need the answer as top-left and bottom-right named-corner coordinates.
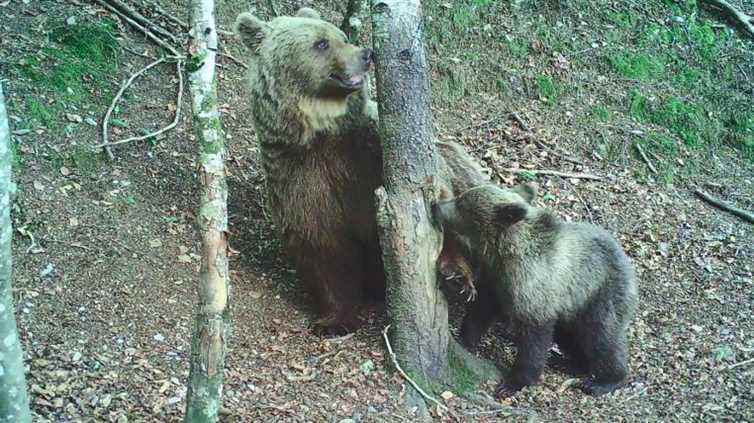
top-left (26, 98), bottom-right (55, 128)
top-left (536, 75), bottom-right (558, 104)
top-left (590, 106), bottom-right (611, 122)
top-left (609, 53), bottom-right (664, 80)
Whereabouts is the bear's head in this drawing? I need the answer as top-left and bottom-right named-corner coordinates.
top-left (432, 183), bottom-right (537, 244)
top-left (235, 8), bottom-right (373, 100)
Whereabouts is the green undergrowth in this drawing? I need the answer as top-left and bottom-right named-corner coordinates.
top-left (422, 0), bottom-right (753, 184)
top-left (12, 18), bottom-right (122, 169)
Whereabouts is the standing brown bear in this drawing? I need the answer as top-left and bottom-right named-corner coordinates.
top-left (235, 8), bottom-right (489, 335)
top-left (235, 8), bottom-right (384, 335)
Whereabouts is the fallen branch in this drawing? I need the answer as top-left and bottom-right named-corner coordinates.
top-left (694, 188), bottom-right (754, 224)
top-left (634, 142), bottom-right (657, 174)
top-left (96, 59), bottom-right (184, 149)
top-left (219, 52), bottom-right (248, 69)
top-left (92, 0), bottom-right (181, 56)
top-left (100, 0), bottom-right (178, 43)
top-left (727, 357), bottom-right (754, 370)
top-left (510, 112), bottom-right (532, 133)
top-left (99, 57), bottom-right (167, 157)
top-left (501, 168), bottom-right (604, 181)
top-left (382, 325), bottom-right (449, 415)
top-left (701, 0), bottom-right (754, 38)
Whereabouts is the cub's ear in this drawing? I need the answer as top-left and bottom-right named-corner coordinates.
top-left (494, 203), bottom-right (527, 225)
top-left (234, 13), bottom-right (270, 53)
top-left (513, 182), bottom-right (537, 204)
top-left (295, 7), bottom-right (321, 19)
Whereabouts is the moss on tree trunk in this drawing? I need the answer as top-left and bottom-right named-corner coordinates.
top-left (184, 1), bottom-right (231, 422)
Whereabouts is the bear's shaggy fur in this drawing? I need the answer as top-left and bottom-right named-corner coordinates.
top-left (433, 184), bottom-right (638, 397)
top-left (236, 8), bottom-right (383, 334)
top-left (235, 9), bottom-right (490, 335)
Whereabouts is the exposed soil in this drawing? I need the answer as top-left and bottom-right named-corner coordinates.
top-left (1, 0), bottom-right (752, 422)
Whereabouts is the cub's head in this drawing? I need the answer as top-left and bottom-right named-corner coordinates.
top-left (432, 183), bottom-right (537, 242)
top-left (235, 8), bottom-right (373, 99)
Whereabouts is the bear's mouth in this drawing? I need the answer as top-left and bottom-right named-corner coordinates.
top-left (328, 73), bottom-right (364, 91)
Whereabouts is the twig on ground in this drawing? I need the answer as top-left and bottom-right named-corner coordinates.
top-left (634, 142), bottom-right (657, 174)
top-left (99, 0), bottom-right (177, 43)
top-left (97, 59), bottom-right (184, 149)
top-left (43, 238), bottom-right (93, 251)
top-left (144, 0), bottom-right (189, 31)
top-left (92, 0), bottom-right (181, 57)
top-left (510, 112), bottom-right (532, 133)
top-left (219, 52), bottom-right (248, 69)
top-left (694, 188), bottom-right (754, 224)
top-left (324, 333), bottom-right (354, 343)
top-left (501, 168), bottom-right (604, 181)
top-left (619, 387), bottom-right (649, 404)
top-left (727, 357), bottom-right (754, 370)
top-left (99, 57), bottom-right (168, 157)
top-left (700, 0), bottom-right (754, 38)
top-left (382, 325), bottom-right (449, 414)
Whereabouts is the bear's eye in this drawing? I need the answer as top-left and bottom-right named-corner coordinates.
top-left (314, 39), bottom-right (329, 51)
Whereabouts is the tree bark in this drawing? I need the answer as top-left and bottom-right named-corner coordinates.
top-left (0, 83), bottom-right (32, 421)
top-left (371, 0), bottom-right (449, 413)
top-left (184, 1), bottom-right (231, 421)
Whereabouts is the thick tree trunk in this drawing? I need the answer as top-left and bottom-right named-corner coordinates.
top-left (371, 0), bottom-right (449, 413)
top-left (0, 84), bottom-right (32, 421)
top-left (184, 1), bottom-right (231, 422)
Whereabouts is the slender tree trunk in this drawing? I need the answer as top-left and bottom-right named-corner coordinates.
top-left (184, 1), bottom-right (231, 421)
top-left (0, 84), bottom-right (32, 422)
top-left (371, 0), bottom-right (449, 414)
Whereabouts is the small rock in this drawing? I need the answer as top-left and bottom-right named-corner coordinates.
top-left (167, 396), bottom-right (181, 405)
top-left (39, 263), bottom-right (55, 278)
top-left (66, 16), bottom-right (76, 25)
top-left (72, 351), bottom-right (82, 362)
top-left (440, 390), bottom-right (454, 401)
top-left (84, 117), bottom-right (98, 126)
top-left (154, 333), bottom-right (165, 342)
top-left (12, 129), bottom-right (31, 136)
top-left (60, 166), bottom-right (71, 176)
top-left (65, 113), bottom-right (83, 123)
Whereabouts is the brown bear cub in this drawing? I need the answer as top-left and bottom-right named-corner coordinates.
top-left (235, 8), bottom-right (384, 335)
top-left (432, 184), bottom-right (638, 397)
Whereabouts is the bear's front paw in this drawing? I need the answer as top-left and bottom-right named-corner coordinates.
top-left (495, 380), bottom-right (525, 399)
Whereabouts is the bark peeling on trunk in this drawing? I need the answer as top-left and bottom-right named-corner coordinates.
top-left (0, 83), bottom-right (32, 422)
top-left (184, 1), bottom-right (231, 421)
top-left (371, 0), bottom-right (449, 411)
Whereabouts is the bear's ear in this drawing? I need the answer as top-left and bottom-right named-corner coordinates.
top-left (234, 13), bottom-right (270, 53)
top-left (295, 7), bottom-right (321, 19)
top-left (513, 182), bottom-right (537, 204)
top-left (494, 203), bottom-right (528, 225)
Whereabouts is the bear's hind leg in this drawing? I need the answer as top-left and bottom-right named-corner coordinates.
top-left (496, 321), bottom-right (554, 398)
top-left (578, 305), bottom-right (630, 395)
top-left (296, 246), bottom-right (366, 336)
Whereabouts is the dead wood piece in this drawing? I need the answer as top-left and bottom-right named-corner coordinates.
top-left (501, 168), bottom-right (604, 181)
top-left (96, 59), bottom-right (184, 149)
top-left (694, 188), bottom-right (754, 224)
top-left (100, 0), bottom-right (178, 43)
top-left (510, 112), bottom-right (532, 133)
top-left (92, 0), bottom-right (181, 57)
top-left (634, 142), bottom-right (657, 174)
top-left (701, 0), bottom-right (754, 38)
top-left (382, 325), bottom-right (450, 415)
top-left (219, 52), bottom-right (248, 69)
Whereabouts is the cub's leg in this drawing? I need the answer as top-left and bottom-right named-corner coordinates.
top-left (295, 244), bottom-right (366, 336)
top-left (496, 321), bottom-right (555, 398)
top-left (553, 323), bottom-right (589, 375)
top-left (459, 274), bottom-right (500, 350)
top-left (577, 302), bottom-right (630, 395)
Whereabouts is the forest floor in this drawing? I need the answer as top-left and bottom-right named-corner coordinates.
top-left (1, 0), bottom-right (753, 421)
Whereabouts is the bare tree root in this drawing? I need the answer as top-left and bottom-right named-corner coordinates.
top-left (382, 325), bottom-right (453, 417)
top-left (700, 0), bottom-right (754, 38)
top-left (500, 168), bottom-right (604, 181)
top-left (694, 188), bottom-right (754, 224)
top-left (97, 59), bottom-right (184, 150)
